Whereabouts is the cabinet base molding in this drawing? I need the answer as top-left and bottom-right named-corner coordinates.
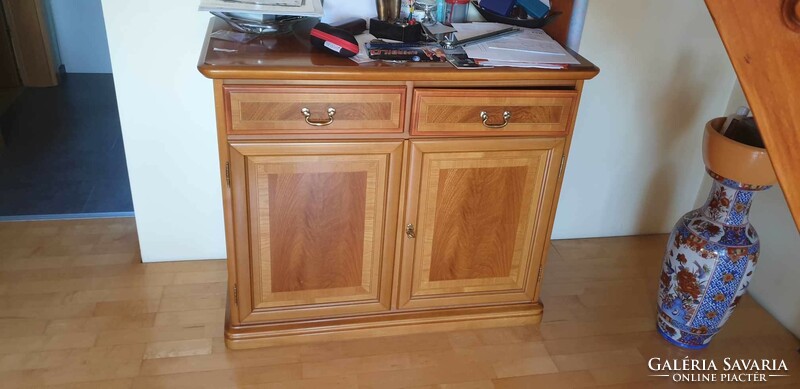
top-left (225, 302), bottom-right (543, 349)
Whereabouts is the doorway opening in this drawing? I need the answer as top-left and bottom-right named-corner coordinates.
top-left (0, 0), bottom-right (132, 221)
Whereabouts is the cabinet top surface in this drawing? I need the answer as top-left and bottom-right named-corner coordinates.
top-left (198, 19), bottom-right (599, 82)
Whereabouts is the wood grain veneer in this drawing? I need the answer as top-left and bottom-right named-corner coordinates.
top-left (706, 0), bottom-right (800, 230)
top-left (411, 89), bottom-right (577, 136)
top-left (429, 165), bottom-right (528, 282)
top-left (267, 170), bottom-right (368, 293)
top-left (225, 85), bottom-right (406, 134)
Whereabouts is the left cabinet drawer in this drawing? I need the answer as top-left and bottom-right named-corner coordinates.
top-left (224, 85), bottom-right (406, 135)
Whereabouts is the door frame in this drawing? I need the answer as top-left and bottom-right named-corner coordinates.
top-left (1, 0), bottom-right (58, 87)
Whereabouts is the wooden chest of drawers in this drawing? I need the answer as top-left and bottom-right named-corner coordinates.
top-left (200, 20), bottom-right (598, 349)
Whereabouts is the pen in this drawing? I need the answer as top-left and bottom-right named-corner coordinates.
top-left (443, 27), bottom-right (522, 49)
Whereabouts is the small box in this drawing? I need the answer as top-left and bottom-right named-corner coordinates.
top-left (369, 18), bottom-right (422, 43)
top-left (516, 0), bottom-right (550, 19)
top-left (480, 0), bottom-right (516, 16)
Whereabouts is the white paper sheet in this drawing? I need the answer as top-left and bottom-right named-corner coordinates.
top-left (451, 23), bottom-right (551, 41)
top-left (349, 33), bottom-right (377, 64)
top-left (465, 41), bottom-right (579, 64)
top-left (450, 22), bottom-right (510, 40)
top-left (454, 23), bottom-right (579, 65)
top-left (486, 29), bottom-right (565, 55)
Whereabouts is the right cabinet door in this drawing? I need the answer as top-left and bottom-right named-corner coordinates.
top-left (398, 138), bottom-right (565, 309)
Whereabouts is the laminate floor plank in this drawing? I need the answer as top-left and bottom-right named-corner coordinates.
top-left (0, 218), bottom-right (797, 388)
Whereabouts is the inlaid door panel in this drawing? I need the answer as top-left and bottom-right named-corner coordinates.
top-left (229, 141), bottom-right (403, 323)
top-left (398, 138), bottom-right (565, 309)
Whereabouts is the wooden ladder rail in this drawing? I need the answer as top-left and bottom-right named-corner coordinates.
top-left (705, 0), bottom-right (800, 230)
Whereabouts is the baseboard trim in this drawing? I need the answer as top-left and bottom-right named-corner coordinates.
top-left (225, 302), bottom-right (543, 349)
top-left (0, 212), bottom-right (134, 222)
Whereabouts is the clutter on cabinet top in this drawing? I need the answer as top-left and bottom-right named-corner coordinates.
top-left (200, 0), bottom-right (323, 35)
top-left (200, 0), bottom-right (582, 71)
top-left (446, 22), bottom-right (579, 68)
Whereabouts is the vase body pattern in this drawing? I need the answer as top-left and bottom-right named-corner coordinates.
top-left (656, 169), bottom-right (771, 349)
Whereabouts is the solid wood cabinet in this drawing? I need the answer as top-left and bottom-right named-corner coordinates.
top-left (199, 19), bottom-right (598, 348)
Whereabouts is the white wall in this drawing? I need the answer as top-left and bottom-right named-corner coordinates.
top-left (49, 0), bottom-right (112, 73)
top-left (552, 0), bottom-right (737, 239)
top-left (750, 187), bottom-right (800, 337)
top-left (698, 82), bottom-right (800, 338)
top-left (101, 0), bottom-right (225, 262)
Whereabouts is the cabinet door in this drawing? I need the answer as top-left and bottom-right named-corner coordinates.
top-left (229, 141), bottom-right (403, 323)
top-left (399, 138), bottom-right (565, 309)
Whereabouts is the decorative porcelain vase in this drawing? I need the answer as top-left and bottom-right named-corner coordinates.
top-left (656, 117), bottom-right (776, 349)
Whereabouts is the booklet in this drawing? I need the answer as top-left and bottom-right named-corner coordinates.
top-left (366, 43), bottom-right (447, 62)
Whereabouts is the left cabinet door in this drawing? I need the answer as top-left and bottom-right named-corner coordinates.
top-left (228, 141), bottom-right (403, 324)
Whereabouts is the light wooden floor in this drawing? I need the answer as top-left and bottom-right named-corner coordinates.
top-left (0, 218), bottom-right (797, 388)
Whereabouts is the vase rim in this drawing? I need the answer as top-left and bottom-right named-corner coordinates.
top-left (702, 117), bottom-right (777, 187)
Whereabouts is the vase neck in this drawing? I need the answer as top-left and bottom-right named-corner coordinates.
top-left (700, 178), bottom-right (758, 226)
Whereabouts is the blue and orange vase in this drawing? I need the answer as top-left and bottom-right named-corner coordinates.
top-left (656, 117), bottom-right (776, 349)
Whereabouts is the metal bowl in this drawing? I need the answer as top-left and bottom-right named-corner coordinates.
top-left (211, 12), bottom-right (311, 35)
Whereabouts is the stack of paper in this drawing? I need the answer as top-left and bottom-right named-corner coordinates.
top-left (451, 22), bottom-right (579, 68)
top-left (199, 0), bottom-right (324, 17)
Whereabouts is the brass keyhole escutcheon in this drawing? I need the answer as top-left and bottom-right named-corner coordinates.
top-left (406, 224), bottom-right (416, 239)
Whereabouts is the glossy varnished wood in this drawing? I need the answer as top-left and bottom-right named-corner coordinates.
top-left (224, 85), bottom-right (406, 134)
top-left (706, 0), bottom-right (800, 229)
top-left (429, 166), bottom-right (528, 281)
top-left (411, 89), bottom-right (577, 136)
top-left (198, 19), bottom-right (599, 82)
top-left (202, 18), bottom-right (598, 348)
top-left (1, 219), bottom-right (797, 388)
top-left (399, 139), bottom-right (565, 310)
top-left (228, 142), bottom-right (402, 323)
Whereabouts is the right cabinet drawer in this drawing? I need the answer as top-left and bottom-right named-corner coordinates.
top-left (411, 89), bottom-right (577, 137)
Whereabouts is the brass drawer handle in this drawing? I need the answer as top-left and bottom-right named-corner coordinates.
top-left (301, 107), bottom-right (336, 126)
top-left (406, 224), bottom-right (416, 239)
top-left (480, 111), bottom-right (511, 129)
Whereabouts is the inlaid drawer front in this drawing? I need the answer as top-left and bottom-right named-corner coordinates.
top-left (224, 86), bottom-right (406, 134)
top-left (411, 89), bottom-right (577, 136)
